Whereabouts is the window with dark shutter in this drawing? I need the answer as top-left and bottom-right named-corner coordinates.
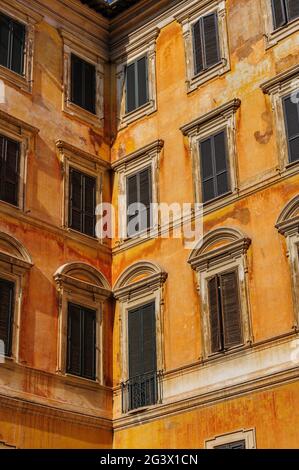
top-left (214, 440), bottom-right (246, 449)
top-left (0, 134), bottom-right (20, 206)
top-left (208, 270), bottom-right (243, 354)
top-left (69, 168), bottom-right (96, 237)
top-left (128, 302), bottom-right (157, 409)
top-left (199, 130), bottom-right (230, 203)
top-left (126, 167), bottom-right (152, 237)
top-left (71, 54), bottom-right (96, 114)
top-left (67, 303), bottom-right (96, 380)
top-left (271, 0), bottom-right (299, 29)
top-left (0, 278), bottom-right (14, 357)
top-left (126, 56), bottom-right (149, 114)
top-left (283, 93), bottom-right (299, 163)
top-left (0, 13), bottom-right (25, 76)
top-left (192, 13), bottom-right (220, 76)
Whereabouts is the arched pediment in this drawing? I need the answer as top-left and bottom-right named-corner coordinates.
top-left (0, 232), bottom-right (33, 267)
top-left (188, 227), bottom-right (251, 271)
top-left (113, 261), bottom-right (167, 300)
top-left (54, 262), bottom-right (111, 294)
top-left (276, 195), bottom-right (299, 236)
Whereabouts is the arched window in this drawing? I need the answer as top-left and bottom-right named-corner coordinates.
top-left (54, 262), bottom-right (111, 383)
top-left (114, 261), bottom-right (167, 412)
top-left (276, 194), bottom-right (299, 328)
top-left (0, 231), bottom-right (32, 360)
top-left (188, 227), bottom-right (252, 359)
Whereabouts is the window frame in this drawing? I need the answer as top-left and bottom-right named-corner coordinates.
top-left (205, 429), bottom-right (256, 449)
top-left (176, 0), bottom-right (230, 93)
top-left (188, 227), bottom-right (252, 360)
top-left (61, 29), bottom-right (104, 128)
top-left (262, 0), bottom-right (299, 48)
top-left (181, 99), bottom-right (240, 210)
top-left (0, 1), bottom-right (41, 93)
top-left (125, 55), bottom-right (149, 114)
top-left (70, 53), bottom-right (97, 115)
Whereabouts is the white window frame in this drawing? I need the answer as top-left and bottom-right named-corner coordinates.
top-left (56, 140), bottom-right (109, 242)
top-left (112, 140), bottom-right (163, 252)
top-left (188, 227), bottom-right (252, 359)
top-left (113, 28), bottom-right (159, 129)
top-left (0, 231), bottom-right (33, 363)
top-left (181, 99), bottom-right (240, 210)
top-left (0, 0), bottom-right (42, 93)
top-left (261, 64), bottom-right (299, 173)
top-left (54, 262), bottom-right (111, 385)
top-left (60, 29), bottom-right (104, 128)
top-left (0, 109), bottom-right (39, 212)
top-left (205, 428), bottom-right (256, 449)
top-left (176, 0), bottom-right (230, 93)
top-left (113, 261), bottom-right (167, 387)
top-left (262, 0), bottom-right (299, 49)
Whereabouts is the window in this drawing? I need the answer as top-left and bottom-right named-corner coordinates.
top-left (127, 167), bottom-right (152, 236)
top-left (115, 29), bottom-right (158, 127)
top-left (67, 303), bottom-right (96, 380)
top-left (127, 302), bottom-right (157, 411)
top-left (126, 56), bottom-right (148, 114)
top-left (181, 99), bottom-right (240, 209)
top-left (0, 278), bottom-right (14, 357)
top-left (69, 168), bottom-right (96, 238)
top-left (205, 429), bottom-right (256, 449)
top-left (71, 54), bottom-right (96, 114)
top-left (114, 261), bottom-right (167, 414)
top-left (112, 140), bottom-right (163, 251)
top-left (271, 0), bottom-right (299, 30)
top-left (276, 194), bottom-right (299, 328)
top-left (188, 227), bottom-right (252, 359)
top-left (193, 13), bottom-right (220, 76)
top-left (208, 270), bottom-right (242, 353)
top-left (199, 130), bottom-right (230, 203)
top-left (61, 29), bottom-right (104, 127)
top-left (0, 13), bottom-right (25, 76)
top-left (261, 65), bottom-right (299, 172)
top-left (283, 93), bottom-right (299, 163)
top-left (176, 0), bottom-right (230, 92)
top-left (0, 134), bottom-right (20, 206)
top-left (54, 262), bottom-right (111, 384)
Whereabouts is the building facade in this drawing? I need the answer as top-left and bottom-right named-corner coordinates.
top-left (0, 0), bottom-right (299, 448)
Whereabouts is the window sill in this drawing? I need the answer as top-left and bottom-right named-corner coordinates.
top-left (63, 100), bottom-right (103, 129)
top-left (187, 60), bottom-right (230, 94)
top-left (58, 372), bottom-right (104, 391)
top-left (265, 17), bottom-right (299, 49)
top-left (113, 226), bottom-right (157, 254)
top-left (63, 227), bottom-right (110, 249)
top-left (0, 65), bottom-right (32, 94)
top-left (119, 100), bottom-right (157, 129)
top-left (203, 343), bottom-right (252, 364)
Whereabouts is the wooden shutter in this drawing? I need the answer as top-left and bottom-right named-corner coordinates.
top-left (214, 131), bottom-right (229, 196)
top-left (220, 271), bottom-right (243, 349)
top-left (11, 19), bottom-right (25, 75)
top-left (126, 62), bottom-right (136, 113)
top-left (0, 135), bottom-right (20, 206)
top-left (67, 303), bottom-right (81, 376)
top-left (83, 61), bottom-right (96, 114)
top-left (286, 0), bottom-right (299, 21)
top-left (202, 13), bottom-right (220, 69)
top-left (208, 276), bottom-right (222, 353)
top-left (0, 278), bottom-right (14, 357)
top-left (272, 0), bottom-right (287, 28)
top-left (283, 94), bottom-right (299, 163)
top-left (137, 56), bottom-right (148, 108)
top-left (83, 174), bottom-right (96, 237)
top-left (128, 307), bottom-right (143, 378)
top-left (0, 14), bottom-right (10, 69)
top-left (71, 54), bottom-right (83, 108)
top-left (142, 303), bottom-right (156, 374)
top-left (82, 307), bottom-right (96, 380)
top-left (193, 20), bottom-right (203, 75)
top-left (69, 168), bottom-right (83, 232)
top-left (200, 137), bottom-right (215, 202)
top-left (139, 167), bottom-right (152, 231)
top-left (127, 174), bottom-right (138, 236)
top-left (215, 440), bottom-right (246, 449)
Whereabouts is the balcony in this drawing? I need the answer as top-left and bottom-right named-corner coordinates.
top-left (121, 370), bottom-right (162, 413)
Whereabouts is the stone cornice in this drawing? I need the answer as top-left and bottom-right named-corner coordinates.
top-left (114, 271), bottom-right (167, 301)
top-left (261, 64), bottom-right (299, 94)
top-left (0, 110), bottom-right (39, 136)
top-left (56, 140), bottom-right (110, 169)
top-left (54, 273), bottom-right (112, 299)
top-left (180, 98), bottom-right (241, 136)
top-left (111, 139), bottom-right (164, 171)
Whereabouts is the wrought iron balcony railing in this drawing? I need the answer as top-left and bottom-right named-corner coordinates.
top-left (121, 370), bottom-right (162, 413)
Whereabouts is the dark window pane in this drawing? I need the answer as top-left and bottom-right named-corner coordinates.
top-left (84, 61), bottom-right (96, 114)
top-left (67, 304), bottom-right (81, 376)
top-left (208, 276), bottom-right (222, 354)
top-left (82, 307), bottom-right (96, 380)
top-left (0, 14), bottom-right (9, 69)
top-left (286, 0), bottom-right (299, 21)
top-left (200, 138), bottom-right (213, 179)
top-left (214, 131), bottom-right (227, 173)
top-left (193, 20), bottom-right (203, 75)
top-left (202, 178), bottom-right (215, 203)
top-left (284, 95), bottom-right (299, 138)
top-left (71, 55), bottom-right (83, 108)
top-left (216, 172), bottom-right (229, 196)
top-left (0, 135), bottom-right (20, 206)
top-left (272, 0), bottom-right (287, 28)
top-left (137, 56), bottom-right (148, 107)
top-left (11, 20), bottom-right (25, 75)
top-left (215, 440), bottom-right (246, 449)
top-left (69, 169), bottom-right (96, 237)
top-left (126, 62), bottom-right (136, 113)
top-left (203, 13), bottom-right (220, 68)
top-left (289, 136), bottom-right (299, 162)
top-left (0, 278), bottom-right (14, 357)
